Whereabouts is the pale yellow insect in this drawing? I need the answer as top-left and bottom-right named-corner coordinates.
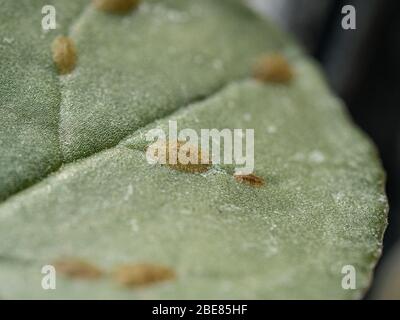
top-left (234, 173), bottom-right (265, 187)
top-left (53, 258), bottom-right (103, 279)
top-left (253, 53), bottom-right (294, 84)
top-left (147, 140), bottom-right (211, 173)
top-left (114, 263), bottom-right (176, 287)
top-left (51, 36), bottom-right (77, 75)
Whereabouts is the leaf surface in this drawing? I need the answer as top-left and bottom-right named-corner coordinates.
top-left (0, 0), bottom-right (387, 299)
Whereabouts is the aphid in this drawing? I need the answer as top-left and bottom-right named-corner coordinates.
top-left (147, 140), bottom-right (211, 173)
top-left (92, 0), bottom-right (141, 14)
top-left (234, 173), bottom-right (265, 187)
top-left (53, 258), bottom-right (103, 279)
top-left (114, 263), bottom-right (176, 287)
top-left (51, 36), bottom-right (77, 75)
top-left (253, 53), bottom-right (293, 84)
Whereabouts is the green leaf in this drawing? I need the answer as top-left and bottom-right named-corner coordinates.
top-left (0, 0), bottom-right (387, 299)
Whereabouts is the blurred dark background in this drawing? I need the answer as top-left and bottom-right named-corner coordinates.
top-left (249, 0), bottom-right (400, 298)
